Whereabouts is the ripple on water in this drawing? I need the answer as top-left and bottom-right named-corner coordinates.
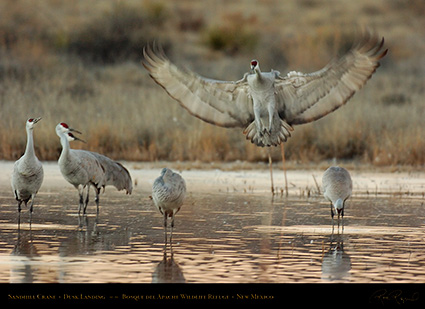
top-left (0, 190), bottom-right (425, 283)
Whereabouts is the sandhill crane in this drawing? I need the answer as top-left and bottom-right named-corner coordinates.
top-left (11, 118), bottom-right (44, 214)
top-left (152, 168), bottom-right (186, 250)
top-left (56, 123), bottom-right (132, 214)
top-left (143, 32), bottom-right (387, 191)
top-left (57, 124), bottom-right (133, 195)
top-left (322, 166), bottom-right (352, 229)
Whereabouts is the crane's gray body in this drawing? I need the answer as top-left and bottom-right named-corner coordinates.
top-left (11, 118), bottom-right (44, 212)
top-left (322, 166), bottom-right (352, 228)
top-left (152, 168), bottom-right (186, 248)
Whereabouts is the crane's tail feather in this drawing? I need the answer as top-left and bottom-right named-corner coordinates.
top-left (93, 153), bottom-right (133, 194)
top-left (110, 162), bottom-right (133, 194)
top-left (243, 119), bottom-right (293, 147)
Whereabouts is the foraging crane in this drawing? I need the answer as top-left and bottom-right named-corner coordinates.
top-left (322, 166), bottom-right (352, 229)
top-left (143, 32), bottom-right (387, 190)
top-left (56, 123), bottom-right (132, 214)
top-left (152, 168), bottom-right (186, 248)
top-left (11, 117), bottom-right (44, 214)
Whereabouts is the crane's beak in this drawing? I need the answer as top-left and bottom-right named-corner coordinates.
top-left (69, 127), bottom-right (82, 134)
top-left (74, 136), bottom-right (87, 143)
top-left (33, 117), bottom-right (42, 123)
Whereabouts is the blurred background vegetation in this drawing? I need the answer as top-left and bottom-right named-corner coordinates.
top-left (0, 0), bottom-right (424, 167)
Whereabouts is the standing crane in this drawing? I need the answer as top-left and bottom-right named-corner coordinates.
top-left (143, 31), bottom-right (387, 192)
top-left (11, 117), bottom-right (44, 214)
top-left (152, 168), bottom-right (186, 251)
top-left (322, 166), bottom-right (352, 230)
top-left (55, 123), bottom-right (132, 214)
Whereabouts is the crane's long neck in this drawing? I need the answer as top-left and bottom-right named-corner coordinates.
top-left (254, 66), bottom-right (263, 82)
top-left (59, 133), bottom-right (71, 161)
top-left (334, 198), bottom-right (344, 213)
top-left (24, 128), bottom-right (35, 159)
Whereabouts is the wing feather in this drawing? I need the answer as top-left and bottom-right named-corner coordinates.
top-left (276, 32), bottom-right (387, 124)
top-left (90, 152), bottom-right (133, 194)
top-left (143, 45), bottom-right (253, 128)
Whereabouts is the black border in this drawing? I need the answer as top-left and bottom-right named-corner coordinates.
top-left (2, 283), bottom-right (424, 306)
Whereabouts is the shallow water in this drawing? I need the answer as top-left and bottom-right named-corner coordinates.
top-left (1, 186), bottom-right (424, 283)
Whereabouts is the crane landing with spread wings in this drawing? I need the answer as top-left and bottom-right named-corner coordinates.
top-left (143, 31), bottom-right (386, 194)
top-left (143, 32), bottom-right (387, 148)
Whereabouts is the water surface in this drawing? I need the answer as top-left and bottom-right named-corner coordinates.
top-left (1, 187), bottom-right (424, 283)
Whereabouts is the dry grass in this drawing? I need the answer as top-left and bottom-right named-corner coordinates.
top-left (0, 0), bottom-right (424, 167)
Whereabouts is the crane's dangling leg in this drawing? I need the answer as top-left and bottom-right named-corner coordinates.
top-left (268, 149), bottom-right (274, 195)
top-left (330, 202), bottom-right (335, 232)
top-left (280, 143), bottom-right (288, 197)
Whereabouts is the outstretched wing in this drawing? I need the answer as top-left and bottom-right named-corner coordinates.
top-left (276, 32), bottom-right (387, 125)
top-left (143, 45), bottom-right (253, 128)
